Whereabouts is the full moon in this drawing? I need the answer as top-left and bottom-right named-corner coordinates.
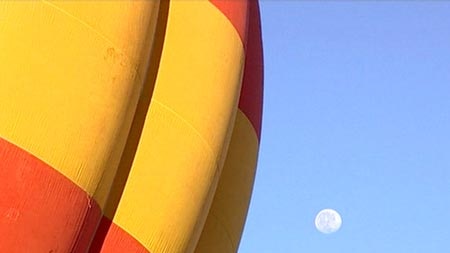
top-left (315, 209), bottom-right (342, 234)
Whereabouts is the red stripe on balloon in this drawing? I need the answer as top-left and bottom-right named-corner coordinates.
top-left (209, 0), bottom-right (249, 45)
top-left (238, 0), bottom-right (264, 140)
top-left (0, 137), bottom-right (102, 252)
top-left (89, 217), bottom-right (149, 253)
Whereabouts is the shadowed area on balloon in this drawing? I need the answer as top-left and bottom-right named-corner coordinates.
top-left (88, 1), bottom-right (170, 251)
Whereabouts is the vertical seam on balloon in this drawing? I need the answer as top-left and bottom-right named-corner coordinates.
top-left (209, 212), bottom-right (238, 252)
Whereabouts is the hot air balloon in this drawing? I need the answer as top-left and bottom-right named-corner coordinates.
top-left (0, 1), bottom-right (263, 252)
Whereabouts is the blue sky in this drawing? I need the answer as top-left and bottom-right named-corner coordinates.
top-left (239, 2), bottom-right (450, 252)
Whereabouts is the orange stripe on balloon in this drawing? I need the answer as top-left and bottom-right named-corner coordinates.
top-left (209, 0), bottom-right (249, 45)
top-left (0, 138), bottom-right (101, 252)
top-left (238, 0), bottom-right (264, 139)
top-left (89, 217), bottom-right (149, 253)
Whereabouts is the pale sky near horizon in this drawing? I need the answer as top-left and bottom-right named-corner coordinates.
top-left (239, 2), bottom-right (450, 252)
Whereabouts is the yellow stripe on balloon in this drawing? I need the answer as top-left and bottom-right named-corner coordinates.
top-left (194, 110), bottom-right (260, 253)
top-left (194, 1), bottom-right (264, 251)
top-left (0, 1), bottom-right (160, 207)
top-left (103, 1), bottom-right (246, 252)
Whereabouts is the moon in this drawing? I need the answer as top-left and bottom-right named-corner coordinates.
top-left (315, 209), bottom-right (342, 234)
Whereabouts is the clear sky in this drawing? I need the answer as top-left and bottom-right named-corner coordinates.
top-left (239, 2), bottom-right (450, 252)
